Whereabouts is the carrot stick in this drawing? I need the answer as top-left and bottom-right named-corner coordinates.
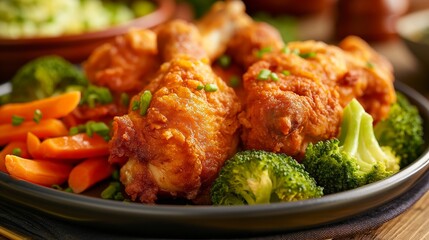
top-left (38, 133), bottom-right (109, 160)
top-left (0, 141), bottom-right (29, 173)
top-left (68, 157), bottom-right (114, 193)
top-left (0, 91), bottom-right (81, 124)
top-left (26, 132), bottom-right (42, 159)
top-left (5, 155), bottom-right (73, 187)
top-left (0, 119), bottom-right (68, 146)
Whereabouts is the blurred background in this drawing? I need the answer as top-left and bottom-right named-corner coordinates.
top-left (1, 0), bottom-right (429, 94)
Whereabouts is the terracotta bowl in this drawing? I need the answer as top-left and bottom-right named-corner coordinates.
top-left (0, 0), bottom-right (176, 82)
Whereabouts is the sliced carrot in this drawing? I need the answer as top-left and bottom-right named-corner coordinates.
top-left (0, 141), bottom-right (29, 173)
top-left (0, 119), bottom-right (68, 146)
top-left (68, 157), bottom-right (114, 193)
top-left (0, 91), bottom-right (81, 124)
top-left (27, 132), bottom-right (42, 159)
top-left (5, 155), bottom-right (73, 187)
top-left (38, 133), bottom-right (109, 160)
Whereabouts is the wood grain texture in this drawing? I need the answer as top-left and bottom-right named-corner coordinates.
top-left (336, 190), bottom-right (429, 239)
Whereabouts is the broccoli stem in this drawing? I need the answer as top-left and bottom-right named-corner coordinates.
top-left (339, 99), bottom-right (364, 155)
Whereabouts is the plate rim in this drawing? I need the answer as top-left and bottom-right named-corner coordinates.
top-left (1, 81), bottom-right (429, 238)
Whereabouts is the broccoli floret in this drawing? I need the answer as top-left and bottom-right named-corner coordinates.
top-left (5, 55), bottom-right (88, 103)
top-left (211, 150), bottom-right (323, 205)
top-left (303, 99), bottom-right (400, 194)
top-left (374, 92), bottom-right (425, 168)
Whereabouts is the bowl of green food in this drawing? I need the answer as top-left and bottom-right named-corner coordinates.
top-left (397, 9), bottom-right (429, 69)
top-left (0, 0), bottom-right (176, 81)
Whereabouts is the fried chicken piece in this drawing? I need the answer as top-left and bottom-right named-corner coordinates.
top-left (109, 20), bottom-right (241, 204)
top-left (196, 0), bottom-right (252, 61)
top-left (339, 36), bottom-right (396, 122)
top-left (226, 22), bottom-right (285, 68)
top-left (239, 53), bottom-right (343, 159)
top-left (286, 36), bottom-right (395, 122)
top-left (84, 29), bottom-right (160, 94)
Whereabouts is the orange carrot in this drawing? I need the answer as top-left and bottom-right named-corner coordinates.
top-left (5, 155), bottom-right (73, 187)
top-left (38, 133), bottom-right (109, 160)
top-left (0, 119), bottom-right (68, 146)
top-left (0, 141), bottom-right (29, 173)
top-left (0, 91), bottom-right (81, 124)
top-left (68, 157), bottom-right (114, 193)
top-left (26, 132), bottom-right (42, 159)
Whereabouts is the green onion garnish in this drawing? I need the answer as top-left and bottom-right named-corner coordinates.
top-left (257, 69), bottom-right (272, 80)
top-left (101, 182), bottom-right (121, 199)
top-left (11, 115), bottom-right (24, 126)
top-left (256, 47), bottom-right (272, 58)
top-left (299, 52), bottom-right (317, 59)
top-left (282, 47), bottom-right (291, 54)
top-left (139, 90), bottom-right (152, 116)
top-left (282, 70), bottom-right (291, 76)
top-left (366, 61), bottom-right (375, 69)
top-left (69, 127), bottom-right (79, 136)
top-left (229, 75), bottom-right (241, 88)
top-left (196, 84), bottom-right (204, 90)
top-left (33, 109), bottom-right (42, 124)
top-left (81, 85), bottom-right (113, 108)
top-left (12, 148), bottom-right (21, 157)
top-left (270, 72), bottom-right (279, 82)
top-left (131, 100), bottom-right (140, 111)
top-left (204, 83), bottom-right (218, 92)
top-left (218, 55), bottom-right (231, 68)
top-left (69, 121), bottom-right (111, 141)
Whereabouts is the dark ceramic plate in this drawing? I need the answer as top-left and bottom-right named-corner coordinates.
top-left (0, 81), bottom-right (429, 238)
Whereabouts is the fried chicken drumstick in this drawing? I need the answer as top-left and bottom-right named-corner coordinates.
top-left (109, 20), bottom-right (241, 204)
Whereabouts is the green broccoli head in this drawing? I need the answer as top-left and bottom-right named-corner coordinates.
top-left (211, 150), bottom-right (323, 205)
top-left (303, 99), bottom-right (400, 194)
top-left (374, 92), bottom-right (425, 168)
top-left (7, 55), bottom-right (88, 103)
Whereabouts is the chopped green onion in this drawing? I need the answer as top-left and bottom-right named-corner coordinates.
top-left (11, 115), bottom-right (24, 126)
top-left (114, 192), bottom-right (125, 201)
top-left (299, 52), bottom-right (317, 59)
top-left (81, 85), bottom-right (113, 108)
top-left (282, 47), bottom-right (291, 54)
top-left (270, 72), bottom-right (279, 82)
top-left (229, 75), bottom-right (241, 88)
top-left (12, 148), bottom-right (21, 157)
top-left (69, 127), bottom-right (79, 136)
top-left (120, 93), bottom-right (130, 107)
top-left (282, 70), bottom-right (291, 76)
top-left (366, 61), bottom-right (375, 69)
top-left (139, 90), bottom-right (152, 116)
top-left (256, 47), bottom-right (272, 58)
top-left (69, 121), bottom-right (111, 141)
top-left (64, 187), bottom-right (73, 193)
top-left (204, 83), bottom-right (218, 92)
top-left (257, 69), bottom-right (272, 80)
top-left (33, 109), bottom-right (42, 124)
top-left (196, 84), bottom-right (204, 90)
top-left (86, 94), bottom-right (99, 108)
top-left (101, 182), bottom-right (121, 199)
top-left (217, 55), bottom-right (231, 68)
top-left (132, 100), bottom-right (140, 111)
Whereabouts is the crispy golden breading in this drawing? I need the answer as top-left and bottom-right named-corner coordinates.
top-left (109, 21), bottom-right (241, 204)
top-left (239, 53), bottom-right (343, 159)
top-left (84, 29), bottom-right (160, 94)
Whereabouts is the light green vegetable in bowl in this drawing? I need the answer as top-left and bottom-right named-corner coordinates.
top-left (0, 0), bottom-right (156, 39)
